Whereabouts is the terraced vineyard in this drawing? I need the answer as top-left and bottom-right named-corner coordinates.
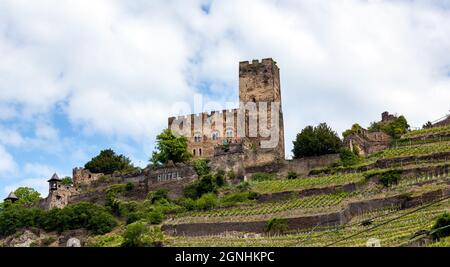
top-left (374, 141), bottom-right (450, 159)
top-left (172, 192), bottom-right (349, 223)
top-left (251, 173), bottom-right (364, 194)
top-left (402, 125), bottom-right (450, 139)
top-left (166, 200), bottom-right (450, 247)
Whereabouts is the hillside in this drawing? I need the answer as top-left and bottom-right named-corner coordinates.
top-left (2, 127), bottom-right (450, 247)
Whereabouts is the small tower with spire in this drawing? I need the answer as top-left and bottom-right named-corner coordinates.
top-left (47, 173), bottom-right (62, 191)
top-left (4, 192), bottom-right (19, 203)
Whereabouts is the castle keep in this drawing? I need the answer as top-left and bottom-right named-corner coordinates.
top-left (168, 58), bottom-right (285, 160)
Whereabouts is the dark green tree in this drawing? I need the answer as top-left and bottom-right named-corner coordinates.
top-left (85, 149), bottom-right (134, 174)
top-left (150, 129), bottom-right (192, 165)
top-left (292, 123), bottom-right (342, 158)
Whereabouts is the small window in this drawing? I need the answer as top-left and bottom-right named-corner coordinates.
top-left (226, 128), bottom-right (234, 138)
top-left (212, 131), bottom-right (220, 140)
top-left (194, 133), bottom-right (202, 143)
top-left (193, 149), bottom-right (196, 156)
top-left (199, 148), bottom-right (202, 156)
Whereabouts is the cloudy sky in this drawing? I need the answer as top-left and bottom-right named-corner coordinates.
top-left (1, 0), bottom-right (450, 198)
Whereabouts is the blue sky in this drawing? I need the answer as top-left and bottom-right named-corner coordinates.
top-left (1, 0), bottom-right (450, 198)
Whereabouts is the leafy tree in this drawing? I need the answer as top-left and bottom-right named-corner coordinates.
top-left (368, 115), bottom-right (409, 140)
top-left (61, 177), bottom-right (73, 186)
top-left (183, 173), bottom-right (226, 200)
top-left (292, 123), bottom-right (342, 158)
top-left (150, 129), bottom-right (192, 165)
top-left (342, 123), bottom-right (364, 138)
top-left (14, 187), bottom-right (41, 206)
top-left (85, 149), bottom-right (134, 174)
top-left (193, 159), bottom-right (210, 177)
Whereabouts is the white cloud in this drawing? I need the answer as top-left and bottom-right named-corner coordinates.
top-left (3, 178), bottom-right (49, 198)
top-left (0, 145), bottom-right (17, 178)
top-left (0, 0), bottom-right (450, 163)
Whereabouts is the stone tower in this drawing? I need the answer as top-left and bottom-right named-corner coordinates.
top-left (238, 58), bottom-right (285, 159)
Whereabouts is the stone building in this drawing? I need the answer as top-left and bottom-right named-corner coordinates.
top-left (168, 58), bottom-right (285, 161)
top-left (40, 173), bottom-right (78, 209)
top-left (343, 112), bottom-right (393, 156)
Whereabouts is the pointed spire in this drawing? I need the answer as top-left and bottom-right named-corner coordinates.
top-left (47, 173), bottom-right (61, 182)
top-left (4, 191), bottom-right (19, 202)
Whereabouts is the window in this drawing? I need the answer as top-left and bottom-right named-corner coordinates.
top-left (226, 128), bottom-right (234, 138)
top-left (194, 133), bottom-right (202, 143)
top-left (193, 149), bottom-right (196, 156)
top-left (212, 131), bottom-right (220, 140)
top-left (199, 148), bottom-right (202, 156)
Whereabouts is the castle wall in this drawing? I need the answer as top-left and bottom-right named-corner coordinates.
top-left (73, 168), bottom-right (104, 187)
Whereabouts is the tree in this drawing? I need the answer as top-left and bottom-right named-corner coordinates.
top-left (342, 123), bottom-right (364, 138)
top-left (292, 123), bottom-right (342, 158)
top-left (368, 115), bottom-right (410, 140)
top-left (85, 149), bottom-right (134, 174)
top-left (150, 129), bottom-right (192, 165)
top-left (14, 187), bottom-right (41, 206)
top-left (61, 177), bottom-right (73, 186)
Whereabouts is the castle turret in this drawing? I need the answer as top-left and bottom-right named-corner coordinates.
top-left (47, 173), bottom-right (61, 191)
top-left (4, 191), bottom-right (19, 203)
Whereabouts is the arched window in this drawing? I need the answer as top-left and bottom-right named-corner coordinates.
top-left (212, 131), bottom-right (220, 140)
top-left (226, 128), bottom-right (234, 138)
top-left (199, 148), bottom-right (202, 156)
top-left (193, 149), bottom-right (196, 156)
top-left (194, 132), bottom-right (202, 143)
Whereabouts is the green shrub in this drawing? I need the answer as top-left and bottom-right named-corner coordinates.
top-left (177, 198), bottom-right (196, 211)
top-left (265, 218), bottom-right (288, 234)
top-left (122, 222), bottom-right (163, 247)
top-left (195, 193), bottom-right (218, 211)
top-left (236, 181), bottom-right (250, 192)
top-left (431, 212), bottom-right (450, 240)
top-left (287, 171), bottom-right (298, 179)
top-left (339, 148), bottom-right (363, 167)
top-left (183, 173), bottom-right (225, 199)
top-left (147, 210), bottom-right (164, 225)
top-left (147, 189), bottom-right (170, 204)
top-left (251, 173), bottom-right (275, 182)
top-left (379, 170), bottom-right (401, 187)
top-left (193, 159), bottom-right (210, 176)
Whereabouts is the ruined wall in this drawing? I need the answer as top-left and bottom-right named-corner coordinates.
top-left (40, 185), bottom-right (79, 210)
top-left (73, 167), bottom-right (104, 187)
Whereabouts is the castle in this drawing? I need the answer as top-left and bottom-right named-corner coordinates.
top-left (168, 58), bottom-right (285, 160)
top-left (32, 58), bottom-right (341, 210)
